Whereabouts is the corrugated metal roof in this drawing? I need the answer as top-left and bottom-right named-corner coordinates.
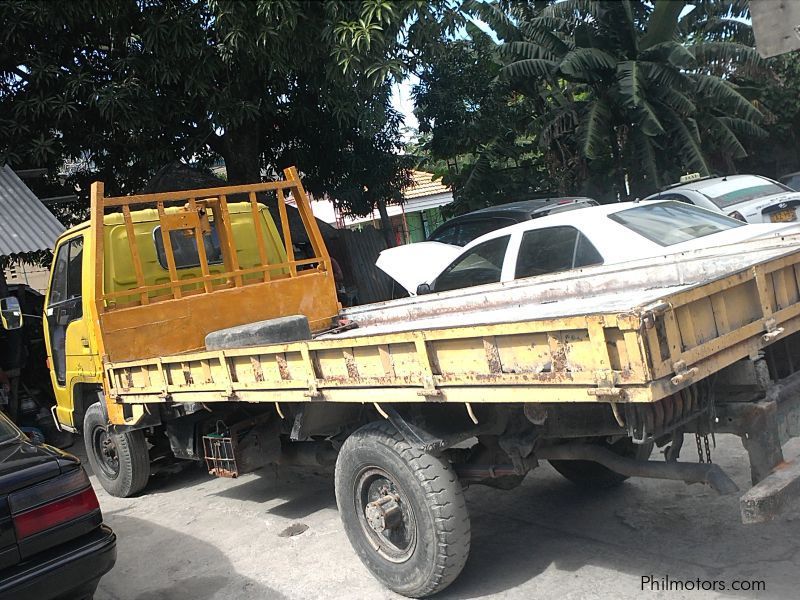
top-left (404, 171), bottom-right (451, 200)
top-left (0, 165), bottom-right (65, 256)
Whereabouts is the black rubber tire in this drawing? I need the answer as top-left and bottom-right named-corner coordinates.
top-left (83, 402), bottom-right (150, 497)
top-left (335, 421), bottom-right (471, 598)
top-left (549, 437), bottom-right (654, 489)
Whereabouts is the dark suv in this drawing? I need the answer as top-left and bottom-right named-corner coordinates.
top-left (427, 197), bottom-right (598, 247)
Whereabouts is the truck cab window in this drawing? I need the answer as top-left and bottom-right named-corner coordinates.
top-left (153, 224), bottom-right (223, 270)
top-left (48, 242), bottom-right (70, 305)
top-left (67, 237), bottom-right (84, 300)
top-left (434, 235), bottom-right (510, 293)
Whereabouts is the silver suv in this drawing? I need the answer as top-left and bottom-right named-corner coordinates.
top-left (643, 174), bottom-right (800, 223)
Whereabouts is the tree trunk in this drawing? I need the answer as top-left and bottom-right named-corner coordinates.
top-left (376, 197), bottom-right (395, 248)
top-left (610, 128), bottom-right (628, 201)
top-left (221, 123), bottom-right (262, 184)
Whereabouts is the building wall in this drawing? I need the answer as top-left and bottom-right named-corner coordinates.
top-left (4, 263), bottom-right (50, 294)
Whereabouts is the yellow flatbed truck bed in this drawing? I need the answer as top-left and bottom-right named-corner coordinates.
top-left (40, 168), bottom-right (800, 598)
top-left (107, 234), bottom-right (800, 409)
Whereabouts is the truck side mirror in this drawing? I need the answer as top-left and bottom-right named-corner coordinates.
top-left (0, 297), bottom-right (23, 330)
top-left (416, 283), bottom-right (432, 296)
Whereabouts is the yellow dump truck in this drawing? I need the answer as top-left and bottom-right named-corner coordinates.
top-left (19, 166), bottom-right (800, 597)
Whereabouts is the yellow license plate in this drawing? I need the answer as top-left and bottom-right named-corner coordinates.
top-left (771, 209), bottom-right (797, 223)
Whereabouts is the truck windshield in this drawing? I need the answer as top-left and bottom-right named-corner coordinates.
top-left (609, 202), bottom-right (743, 246)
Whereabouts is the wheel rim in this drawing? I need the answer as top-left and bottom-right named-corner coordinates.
top-left (353, 466), bottom-right (417, 563)
top-left (92, 426), bottom-right (120, 479)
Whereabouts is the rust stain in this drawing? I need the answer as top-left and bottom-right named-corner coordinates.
top-left (276, 353), bottom-right (290, 380)
top-left (343, 348), bottom-right (359, 379)
top-left (550, 345), bottom-right (569, 373)
top-left (250, 356), bottom-right (265, 382)
top-left (483, 337), bottom-right (503, 374)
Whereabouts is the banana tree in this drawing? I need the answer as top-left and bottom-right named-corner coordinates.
top-left (495, 0), bottom-right (766, 199)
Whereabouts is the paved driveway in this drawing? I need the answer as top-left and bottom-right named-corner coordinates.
top-left (85, 435), bottom-right (800, 600)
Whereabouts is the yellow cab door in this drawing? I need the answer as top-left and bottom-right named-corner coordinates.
top-left (44, 233), bottom-right (99, 428)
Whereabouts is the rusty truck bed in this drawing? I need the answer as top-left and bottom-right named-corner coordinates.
top-left (105, 234), bottom-right (800, 422)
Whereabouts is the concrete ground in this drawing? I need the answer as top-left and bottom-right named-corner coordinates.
top-left (81, 434), bottom-right (800, 600)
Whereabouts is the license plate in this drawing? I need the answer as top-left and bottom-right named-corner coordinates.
top-left (770, 209), bottom-right (797, 223)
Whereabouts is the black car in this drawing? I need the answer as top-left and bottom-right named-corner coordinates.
top-left (0, 412), bottom-right (115, 600)
top-left (427, 197), bottom-right (599, 247)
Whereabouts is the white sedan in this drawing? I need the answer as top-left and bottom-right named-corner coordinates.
top-left (643, 174), bottom-right (800, 223)
top-left (377, 200), bottom-right (799, 296)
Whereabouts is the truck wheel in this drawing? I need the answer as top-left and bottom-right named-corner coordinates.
top-left (83, 402), bottom-right (150, 497)
top-left (549, 437), bottom-right (654, 489)
top-left (335, 421), bottom-right (470, 598)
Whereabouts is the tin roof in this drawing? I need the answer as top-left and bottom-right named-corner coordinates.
top-left (0, 165), bottom-right (65, 256)
top-left (404, 171), bottom-right (450, 200)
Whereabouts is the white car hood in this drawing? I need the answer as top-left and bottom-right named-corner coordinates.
top-left (376, 242), bottom-right (461, 295)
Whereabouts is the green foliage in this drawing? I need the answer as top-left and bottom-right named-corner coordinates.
top-left (407, 0), bottom-right (774, 207)
top-left (410, 34), bottom-right (556, 212)
top-left (734, 52), bottom-right (800, 178)
top-left (487, 0), bottom-right (769, 199)
top-left (0, 0), bottom-right (419, 218)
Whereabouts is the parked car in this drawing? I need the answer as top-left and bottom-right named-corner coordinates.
top-left (0, 411), bottom-right (115, 600)
top-left (427, 197), bottom-right (599, 246)
top-left (780, 171), bottom-right (800, 191)
top-left (378, 200), bottom-right (798, 295)
top-left (643, 173), bottom-right (800, 223)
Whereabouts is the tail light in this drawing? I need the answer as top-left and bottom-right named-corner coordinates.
top-left (9, 468), bottom-right (100, 540)
top-left (728, 210), bottom-right (746, 222)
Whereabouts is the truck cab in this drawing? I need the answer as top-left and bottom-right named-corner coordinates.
top-left (44, 223), bottom-right (99, 431)
top-left (44, 170), bottom-right (337, 434)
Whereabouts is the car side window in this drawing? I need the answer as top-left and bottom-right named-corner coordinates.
top-left (574, 231), bottom-right (603, 267)
top-left (515, 226), bottom-right (602, 279)
top-left (434, 235), bottom-right (510, 293)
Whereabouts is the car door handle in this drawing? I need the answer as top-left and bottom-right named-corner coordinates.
top-left (81, 337), bottom-right (90, 348)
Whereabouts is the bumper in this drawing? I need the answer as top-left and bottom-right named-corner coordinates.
top-left (0, 525), bottom-right (116, 600)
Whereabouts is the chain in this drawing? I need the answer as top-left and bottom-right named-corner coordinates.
top-left (695, 433), bottom-right (713, 463)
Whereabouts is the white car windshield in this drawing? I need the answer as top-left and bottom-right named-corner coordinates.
top-left (608, 202), bottom-right (744, 246)
top-left (699, 178), bottom-right (790, 208)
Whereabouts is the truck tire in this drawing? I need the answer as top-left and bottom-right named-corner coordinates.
top-left (335, 421), bottom-right (470, 598)
top-left (549, 437), bottom-right (654, 489)
top-left (83, 402), bottom-right (150, 497)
